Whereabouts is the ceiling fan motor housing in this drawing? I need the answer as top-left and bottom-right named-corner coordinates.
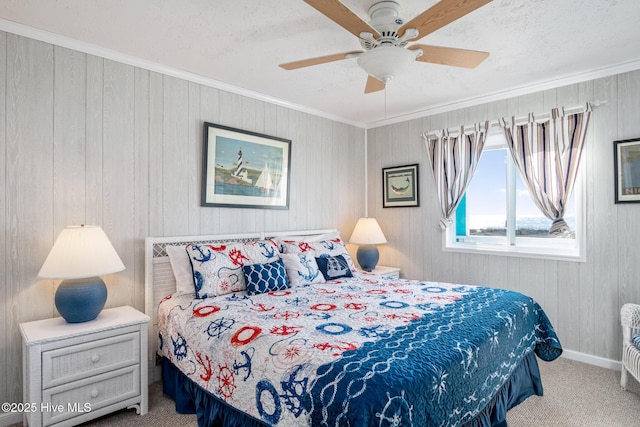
top-left (357, 1), bottom-right (423, 83)
top-left (360, 0), bottom-right (406, 50)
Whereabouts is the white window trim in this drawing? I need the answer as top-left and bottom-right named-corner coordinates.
top-left (442, 131), bottom-right (587, 263)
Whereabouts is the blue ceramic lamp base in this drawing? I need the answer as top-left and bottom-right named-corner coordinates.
top-left (55, 277), bottom-right (107, 323)
top-left (356, 245), bottom-right (379, 272)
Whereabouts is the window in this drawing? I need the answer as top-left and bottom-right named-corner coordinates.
top-left (447, 130), bottom-right (584, 261)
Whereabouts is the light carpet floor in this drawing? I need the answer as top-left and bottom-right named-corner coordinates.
top-left (82, 357), bottom-right (640, 426)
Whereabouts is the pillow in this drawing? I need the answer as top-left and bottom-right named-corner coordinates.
top-left (242, 259), bottom-right (290, 295)
top-left (165, 245), bottom-right (195, 295)
top-left (315, 254), bottom-right (354, 281)
top-left (186, 239), bottom-right (280, 298)
top-left (280, 237), bottom-right (357, 272)
top-left (275, 231), bottom-right (340, 247)
top-left (280, 252), bottom-right (326, 286)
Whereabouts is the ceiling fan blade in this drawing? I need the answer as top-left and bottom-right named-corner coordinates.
top-left (364, 75), bottom-right (385, 94)
top-left (304, 0), bottom-right (380, 38)
top-left (410, 44), bottom-right (489, 68)
top-left (398, 0), bottom-right (492, 41)
top-left (279, 51), bottom-right (361, 70)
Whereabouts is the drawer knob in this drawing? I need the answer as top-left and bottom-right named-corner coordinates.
top-left (90, 389), bottom-right (100, 398)
top-left (91, 354), bottom-right (100, 363)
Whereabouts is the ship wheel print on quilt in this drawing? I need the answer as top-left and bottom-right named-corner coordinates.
top-left (280, 365), bottom-right (311, 417)
top-left (216, 364), bottom-right (236, 399)
top-left (205, 317), bottom-right (235, 339)
top-left (376, 391), bottom-right (414, 427)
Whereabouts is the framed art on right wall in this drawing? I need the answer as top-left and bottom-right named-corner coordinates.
top-left (614, 138), bottom-right (640, 203)
top-left (382, 164), bottom-right (419, 208)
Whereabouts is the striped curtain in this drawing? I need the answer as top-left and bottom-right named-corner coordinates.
top-left (423, 122), bottom-right (489, 229)
top-left (500, 104), bottom-right (592, 235)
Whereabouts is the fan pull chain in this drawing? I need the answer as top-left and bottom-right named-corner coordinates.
top-left (384, 85), bottom-right (387, 120)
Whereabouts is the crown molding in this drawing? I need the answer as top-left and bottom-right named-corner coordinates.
top-left (0, 18), bottom-right (367, 129)
top-left (366, 59), bottom-right (640, 129)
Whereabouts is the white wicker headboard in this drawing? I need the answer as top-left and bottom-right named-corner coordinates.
top-left (144, 229), bottom-right (338, 367)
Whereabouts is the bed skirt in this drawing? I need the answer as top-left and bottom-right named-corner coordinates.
top-left (162, 358), bottom-right (268, 427)
top-left (161, 351), bottom-right (543, 427)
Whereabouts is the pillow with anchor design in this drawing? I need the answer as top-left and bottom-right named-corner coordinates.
top-left (280, 236), bottom-right (357, 272)
top-left (280, 252), bottom-right (326, 286)
top-left (186, 239), bottom-right (280, 298)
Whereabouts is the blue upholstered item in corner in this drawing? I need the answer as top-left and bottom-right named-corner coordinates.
top-left (632, 333), bottom-right (640, 349)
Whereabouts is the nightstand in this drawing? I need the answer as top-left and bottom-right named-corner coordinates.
top-left (20, 306), bottom-right (150, 427)
top-left (361, 265), bottom-right (401, 279)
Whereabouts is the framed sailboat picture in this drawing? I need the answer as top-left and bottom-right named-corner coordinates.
top-left (382, 164), bottom-right (419, 208)
top-left (202, 122), bottom-right (291, 209)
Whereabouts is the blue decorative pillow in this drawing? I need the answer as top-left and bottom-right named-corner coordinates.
top-left (315, 255), bottom-right (354, 281)
top-left (242, 258), bottom-right (290, 295)
top-left (632, 333), bottom-right (640, 350)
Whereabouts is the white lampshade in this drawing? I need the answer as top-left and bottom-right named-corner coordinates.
top-left (349, 218), bottom-right (387, 245)
top-left (38, 225), bottom-right (125, 279)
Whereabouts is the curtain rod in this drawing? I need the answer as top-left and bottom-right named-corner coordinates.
top-left (422, 100), bottom-right (606, 139)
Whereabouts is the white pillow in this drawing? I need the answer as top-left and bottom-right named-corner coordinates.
top-left (165, 245), bottom-right (195, 295)
top-left (280, 252), bottom-right (326, 286)
top-left (275, 230), bottom-right (340, 245)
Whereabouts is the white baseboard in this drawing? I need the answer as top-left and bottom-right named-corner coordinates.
top-left (561, 349), bottom-right (621, 371)
top-left (0, 411), bottom-right (22, 427)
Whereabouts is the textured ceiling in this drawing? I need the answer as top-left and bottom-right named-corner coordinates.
top-left (1, 0), bottom-right (639, 126)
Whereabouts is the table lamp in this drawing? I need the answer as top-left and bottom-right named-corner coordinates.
top-left (349, 218), bottom-right (387, 271)
top-left (38, 225), bottom-right (125, 323)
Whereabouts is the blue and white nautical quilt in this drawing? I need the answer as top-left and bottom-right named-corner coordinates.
top-left (158, 274), bottom-right (561, 427)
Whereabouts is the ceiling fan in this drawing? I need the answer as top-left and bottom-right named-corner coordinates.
top-left (280, 0), bottom-right (492, 94)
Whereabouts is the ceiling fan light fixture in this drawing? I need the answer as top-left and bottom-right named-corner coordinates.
top-left (357, 45), bottom-right (416, 83)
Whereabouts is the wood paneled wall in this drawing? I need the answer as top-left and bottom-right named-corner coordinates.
top-left (368, 70), bottom-right (640, 363)
top-left (0, 32), bottom-right (365, 409)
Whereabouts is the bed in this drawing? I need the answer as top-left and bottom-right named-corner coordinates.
top-left (144, 229), bottom-right (562, 427)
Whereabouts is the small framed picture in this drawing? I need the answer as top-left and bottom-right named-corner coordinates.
top-left (202, 122), bottom-right (291, 209)
top-left (382, 164), bottom-right (419, 208)
top-left (614, 138), bottom-right (640, 203)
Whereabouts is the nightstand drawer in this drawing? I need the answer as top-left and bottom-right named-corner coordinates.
top-left (42, 332), bottom-right (140, 388)
top-left (360, 266), bottom-right (400, 280)
top-left (43, 365), bottom-right (140, 426)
